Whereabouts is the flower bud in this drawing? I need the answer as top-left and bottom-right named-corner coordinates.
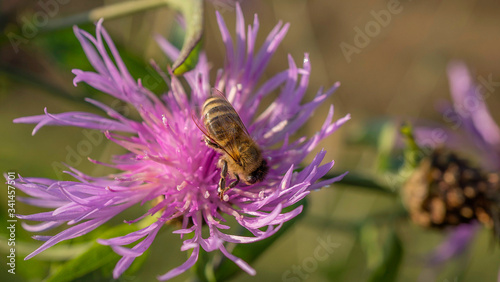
top-left (403, 148), bottom-right (499, 230)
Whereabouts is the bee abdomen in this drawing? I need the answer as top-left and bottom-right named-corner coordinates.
top-left (202, 98), bottom-right (243, 143)
top-left (202, 98), bottom-right (229, 117)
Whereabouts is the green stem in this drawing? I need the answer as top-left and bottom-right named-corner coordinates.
top-left (42, 0), bottom-right (174, 32)
top-left (306, 217), bottom-right (359, 232)
top-left (400, 122), bottom-right (422, 169)
top-left (326, 171), bottom-right (397, 196)
top-left (307, 208), bottom-right (408, 232)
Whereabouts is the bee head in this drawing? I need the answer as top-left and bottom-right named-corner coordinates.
top-left (246, 159), bottom-right (269, 184)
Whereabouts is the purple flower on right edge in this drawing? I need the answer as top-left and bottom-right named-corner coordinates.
top-left (402, 61), bottom-right (500, 279)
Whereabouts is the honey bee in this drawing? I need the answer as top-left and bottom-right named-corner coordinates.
top-left (194, 88), bottom-right (269, 201)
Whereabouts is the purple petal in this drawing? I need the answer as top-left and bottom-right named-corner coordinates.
top-left (21, 221), bottom-right (63, 232)
top-left (427, 223), bottom-right (479, 264)
top-left (216, 10), bottom-right (235, 71)
top-left (234, 3), bottom-right (246, 71)
top-left (219, 244), bottom-right (256, 276)
top-left (25, 217), bottom-right (113, 260)
top-left (448, 61), bottom-right (500, 149)
top-left (14, 108), bottom-right (134, 134)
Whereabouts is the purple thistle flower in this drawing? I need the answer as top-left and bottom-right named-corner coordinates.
top-left (12, 4), bottom-right (349, 280)
top-left (428, 62), bottom-right (500, 264)
top-left (410, 62), bottom-right (500, 279)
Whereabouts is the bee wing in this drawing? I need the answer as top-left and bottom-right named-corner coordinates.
top-left (191, 113), bottom-right (240, 163)
top-left (206, 93), bottom-right (253, 167)
top-left (211, 87), bottom-right (226, 98)
top-left (210, 88), bottom-right (251, 136)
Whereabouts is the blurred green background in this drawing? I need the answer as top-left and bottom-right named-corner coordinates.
top-left (1, 0), bottom-right (500, 281)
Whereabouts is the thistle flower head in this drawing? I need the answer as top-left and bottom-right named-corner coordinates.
top-left (12, 4), bottom-right (349, 280)
top-left (403, 148), bottom-right (499, 229)
top-left (404, 62), bottom-right (500, 267)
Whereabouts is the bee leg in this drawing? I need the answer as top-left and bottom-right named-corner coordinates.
top-left (228, 174), bottom-right (240, 189)
top-left (218, 177), bottom-right (226, 195)
top-left (218, 159), bottom-right (228, 200)
top-left (205, 138), bottom-right (221, 149)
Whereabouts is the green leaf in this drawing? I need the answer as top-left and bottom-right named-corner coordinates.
top-left (168, 0), bottom-right (203, 75)
top-left (46, 223), bottom-right (147, 282)
top-left (360, 224), bottom-right (383, 270)
top-left (172, 40), bottom-right (202, 75)
top-left (368, 229), bottom-right (403, 282)
top-left (213, 199), bottom-right (309, 281)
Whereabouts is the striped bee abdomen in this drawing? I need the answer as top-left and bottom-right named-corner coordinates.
top-left (202, 97), bottom-right (245, 146)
